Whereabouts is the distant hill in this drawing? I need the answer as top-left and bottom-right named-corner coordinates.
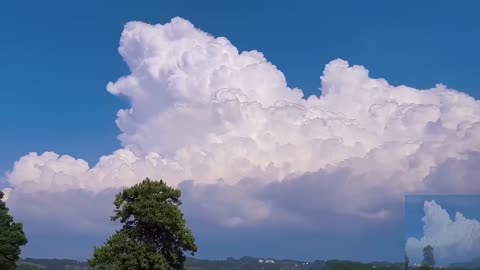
top-left (449, 257), bottom-right (480, 269)
top-left (17, 258), bottom-right (89, 270)
top-left (17, 257), bottom-right (403, 270)
top-left (16, 256), bottom-right (480, 270)
top-left (185, 256), bottom-right (407, 270)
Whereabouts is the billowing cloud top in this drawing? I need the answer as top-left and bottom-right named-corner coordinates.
top-left (406, 200), bottom-right (480, 265)
top-left (3, 17), bottom-right (480, 235)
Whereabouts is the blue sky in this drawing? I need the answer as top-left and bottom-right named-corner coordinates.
top-left (2, 1), bottom-right (480, 175)
top-left (2, 0), bottom-right (480, 262)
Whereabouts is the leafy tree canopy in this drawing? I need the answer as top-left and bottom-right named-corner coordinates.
top-left (89, 178), bottom-right (198, 270)
top-left (0, 191), bottom-right (28, 270)
top-left (422, 245), bottom-right (435, 268)
top-left (405, 250), bottom-right (409, 270)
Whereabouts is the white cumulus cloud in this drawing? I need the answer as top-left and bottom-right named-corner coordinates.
top-left (406, 200), bottom-right (480, 265)
top-left (3, 17), bottom-right (480, 236)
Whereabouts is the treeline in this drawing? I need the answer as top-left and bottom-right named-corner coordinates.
top-left (16, 257), bottom-right (480, 270)
top-left (17, 258), bottom-right (89, 270)
top-left (186, 256), bottom-right (405, 270)
top-left (14, 257), bottom-right (404, 270)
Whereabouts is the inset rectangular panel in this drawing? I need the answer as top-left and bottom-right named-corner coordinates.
top-left (405, 195), bottom-right (480, 268)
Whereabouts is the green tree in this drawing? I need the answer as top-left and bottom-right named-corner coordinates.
top-left (405, 250), bottom-right (409, 270)
top-left (89, 178), bottom-right (198, 270)
top-left (422, 245), bottom-right (435, 269)
top-left (0, 191), bottom-right (28, 270)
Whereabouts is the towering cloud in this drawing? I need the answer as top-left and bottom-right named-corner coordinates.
top-left (3, 17), bottom-right (480, 251)
top-left (406, 200), bottom-right (480, 265)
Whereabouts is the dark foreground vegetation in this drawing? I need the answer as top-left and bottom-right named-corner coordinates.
top-left (16, 256), bottom-right (480, 270)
